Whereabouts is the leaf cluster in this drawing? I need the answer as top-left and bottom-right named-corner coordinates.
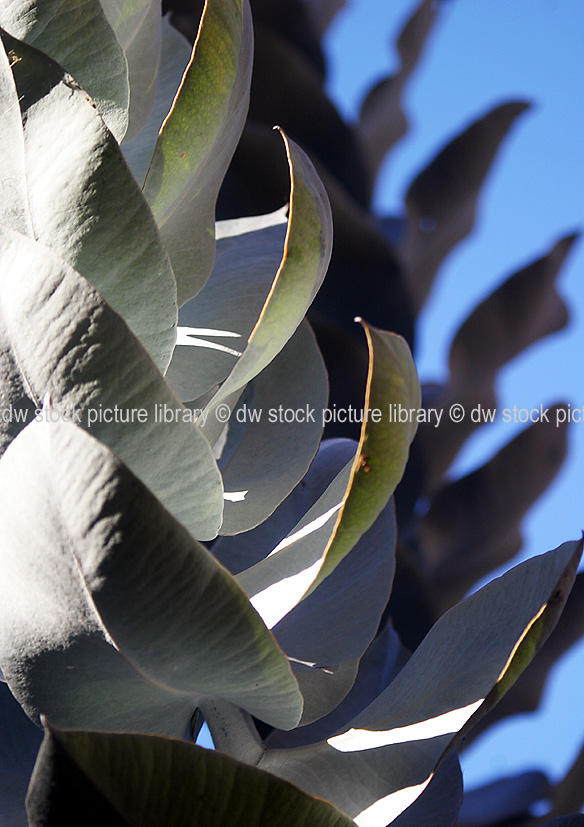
top-left (0, 1), bottom-right (582, 826)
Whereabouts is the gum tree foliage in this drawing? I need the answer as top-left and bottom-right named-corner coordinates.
top-left (0, 1), bottom-right (582, 825)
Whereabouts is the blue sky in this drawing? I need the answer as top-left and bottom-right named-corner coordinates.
top-left (323, 0), bottom-right (584, 794)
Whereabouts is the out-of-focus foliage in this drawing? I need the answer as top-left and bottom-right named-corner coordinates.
top-left (0, 1), bottom-right (581, 825)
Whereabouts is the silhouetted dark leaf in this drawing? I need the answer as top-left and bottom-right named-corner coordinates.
top-left (417, 234), bottom-right (577, 486)
top-left (421, 407), bottom-right (569, 609)
top-left (250, 24), bottom-right (369, 207)
top-left (400, 101), bottom-right (531, 311)
top-left (305, 0), bottom-right (346, 38)
top-left (458, 771), bottom-right (551, 826)
top-left (0, 682), bottom-right (42, 827)
top-left (357, 0), bottom-right (438, 190)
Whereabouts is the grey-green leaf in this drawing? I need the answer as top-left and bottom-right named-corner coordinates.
top-left (121, 16), bottom-right (192, 184)
top-left (258, 541), bottom-right (582, 824)
top-left (166, 207), bottom-right (288, 402)
top-left (101, 0), bottom-right (162, 141)
top-left (209, 133), bottom-right (333, 407)
top-left (213, 437), bottom-right (357, 575)
top-left (0, 0), bottom-right (129, 141)
top-left (0, 226), bottom-right (222, 541)
top-left (143, 0), bottom-right (254, 305)
top-left (26, 724), bottom-right (353, 827)
top-left (236, 322), bottom-right (419, 628)
top-left (0, 43), bottom-right (32, 236)
top-left (0, 417), bottom-right (302, 730)
top-left (218, 320), bottom-right (327, 535)
top-left (2, 31), bottom-right (177, 372)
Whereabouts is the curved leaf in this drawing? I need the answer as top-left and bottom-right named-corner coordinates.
top-left (417, 234), bottom-right (577, 486)
top-left (421, 407), bottom-right (569, 610)
top-left (0, 43), bottom-right (32, 236)
top-left (0, 226), bottom-right (223, 541)
top-left (238, 321), bottom-right (419, 627)
top-left (0, 418), bottom-right (302, 730)
top-left (167, 207), bottom-right (288, 401)
top-left (0, 43), bottom-right (36, 455)
top-left (101, 0), bottom-right (162, 140)
top-left (258, 541), bottom-right (581, 824)
top-left (0, 0), bottom-right (129, 140)
top-left (0, 683), bottom-right (42, 827)
top-left (236, 453), bottom-right (352, 625)
top-left (208, 132), bottom-right (333, 406)
top-left (0, 322), bottom-right (35, 456)
top-left (317, 322), bottom-right (419, 584)
top-left (291, 660), bottom-right (360, 728)
top-left (400, 101), bottom-right (531, 311)
top-left (218, 320), bottom-right (327, 534)
top-left (266, 621), bottom-right (409, 750)
top-left (357, 0), bottom-right (438, 188)
top-left (218, 119), bottom-right (414, 350)
top-left (458, 771), bottom-right (551, 827)
top-left (1, 30), bottom-right (177, 372)
top-left (26, 723), bottom-right (354, 827)
top-left (262, 496), bottom-right (396, 727)
top-left (272, 499), bottom-right (396, 665)
top-left (465, 572), bottom-right (584, 745)
top-left (144, 0), bottom-right (253, 304)
top-left (121, 16), bottom-right (192, 184)
top-left (213, 437), bottom-right (357, 575)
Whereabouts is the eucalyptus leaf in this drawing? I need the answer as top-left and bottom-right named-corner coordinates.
top-left (1, 30), bottom-right (177, 372)
top-left (266, 621), bottom-right (409, 750)
top-left (121, 15), bottom-right (192, 184)
top-left (144, 0), bottom-right (254, 305)
top-left (213, 437), bottom-right (357, 575)
top-left (257, 542), bottom-right (581, 825)
top-left (0, 226), bottom-right (223, 541)
top-left (0, 308), bottom-right (36, 457)
top-left (400, 101), bottom-right (531, 311)
top-left (291, 660), bottom-right (359, 727)
top-left (0, 417), bottom-right (302, 731)
top-left (101, 0), bottom-right (162, 141)
top-left (26, 723), bottom-right (354, 827)
top-left (465, 573), bottom-right (584, 746)
top-left (219, 320), bottom-right (327, 535)
top-left (208, 132), bottom-right (333, 407)
top-left (0, 682), bottom-right (42, 827)
top-left (390, 751), bottom-right (462, 827)
top-left (236, 452), bottom-right (352, 626)
top-left (0, 43), bottom-right (32, 235)
top-left (0, 0), bottom-right (129, 140)
top-left (238, 321), bottom-right (420, 627)
top-left (167, 207), bottom-right (288, 401)
top-left (458, 771), bottom-right (551, 827)
top-left (272, 497), bottom-right (396, 665)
